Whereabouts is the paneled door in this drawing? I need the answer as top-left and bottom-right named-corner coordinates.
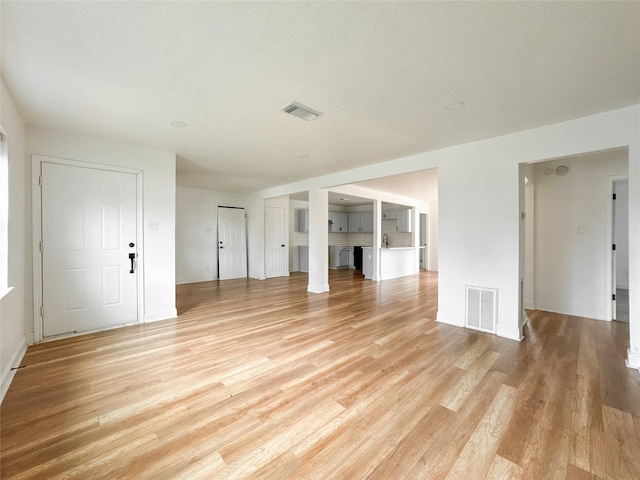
top-left (265, 206), bottom-right (286, 278)
top-left (41, 162), bottom-right (138, 337)
top-left (217, 206), bottom-right (247, 280)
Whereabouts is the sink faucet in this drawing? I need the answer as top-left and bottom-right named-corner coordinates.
top-left (382, 234), bottom-right (389, 247)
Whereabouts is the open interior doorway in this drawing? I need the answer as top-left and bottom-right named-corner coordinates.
top-left (613, 179), bottom-right (629, 322)
top-left (521, 149), bottom-right (628, 323)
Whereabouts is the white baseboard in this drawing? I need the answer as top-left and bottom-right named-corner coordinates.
top-left (534, 301), bottom-right (604, 320)
top-left (1, 336), bottom-right (28, 404)
top-left (497, 323), bottom-right (524, 342)
top-left (626, 348), bottom-right (640, 371)
top-left (307, 283), bottom-right (330, 294)
top-left (524, 301), bottom-right (535, 310)
top-left (176, 276), bottom-right (217, 285)
top-left (436, 312), bottom-right (464, 327)
top-left (144, 309), bottom-right (178, 323)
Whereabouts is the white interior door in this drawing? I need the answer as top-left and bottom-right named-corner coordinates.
top-left (41, 162), bottom-right (138, 337)
top-left (265, 206), bottom-right (286, 278)
top-left (218, 206), bottom-right (247, 280)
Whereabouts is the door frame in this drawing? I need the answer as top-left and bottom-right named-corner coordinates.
top-left (31, 155), bottom-right (144, 343)
top-left (604, 174), bottom-right (628, 322)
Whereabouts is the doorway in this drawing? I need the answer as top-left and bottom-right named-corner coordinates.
top-left (613, 179), bottom-right (629, 322)
top-left (39, 160), bottom-right (139, 338)
top-left (217, 206), bottom-right (247, 280)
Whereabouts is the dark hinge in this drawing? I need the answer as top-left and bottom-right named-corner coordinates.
top-left (613, 244), bottom-right (616, 251)
top-left (613, 193), bottom-right (617, 200)
top-left (613, 294), bottom-right (616, 301)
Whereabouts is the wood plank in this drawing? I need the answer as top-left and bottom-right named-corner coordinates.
top-left (1, 270), bottom-right (639, 479)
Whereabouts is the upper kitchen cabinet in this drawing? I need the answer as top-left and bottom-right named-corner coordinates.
top-left (298, 209), bottom-right (309, 233)
top-left (396, 208), bottom-right (412, 233)
top-left (360, 211), bottom-right (373, 232)
top-left (329, 212), bottom-right (348, 232)
top-left (348, 211), bottom-right (374, 233)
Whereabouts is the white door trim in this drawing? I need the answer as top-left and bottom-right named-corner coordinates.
top-left (604, 174), bottom-right (628, 322)
top-left (31, 154), bottom-right (144, 343)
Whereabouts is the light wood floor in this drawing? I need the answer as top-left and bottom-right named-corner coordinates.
top-left (2, 270), bottom-right (640, 479)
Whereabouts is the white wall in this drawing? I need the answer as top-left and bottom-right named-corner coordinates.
top-left (27, 126), bottom-right (177, 324)
top-left (250, 106), bottom-right (639, 352)
top-left (176, 186), bottom-right (248, 284)
top-left (533, 151), bottom-right (627, 319)
top-left (1, 80), bottom-right (29, 402)
top-left (615, 180), bottom-right (629, 289)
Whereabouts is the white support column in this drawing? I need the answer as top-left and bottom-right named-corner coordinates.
top-left (307, 188), bottom-right (329, 293)
top-left (626, 142), bottom-right (640, 370)
top-left (372, 199), bottom-right (382, 281)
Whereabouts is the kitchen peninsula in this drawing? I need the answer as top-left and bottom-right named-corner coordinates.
top-left (361, 246), bottom-right (418, 280)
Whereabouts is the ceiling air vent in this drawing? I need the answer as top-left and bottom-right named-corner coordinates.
top-left (281, 101), bottom-right (321, 121)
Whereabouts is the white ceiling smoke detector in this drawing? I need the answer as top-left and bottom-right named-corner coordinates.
top-left (281, 101), bottom-right (322, 121)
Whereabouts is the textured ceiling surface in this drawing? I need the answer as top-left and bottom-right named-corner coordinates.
top-left (2, 2), bottom-right (639, 194)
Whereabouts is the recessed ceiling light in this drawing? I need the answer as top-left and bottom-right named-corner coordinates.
top-left (446, 101), bottom-right (466, 111)
top-left (170, 121), bottom-right (187, 128)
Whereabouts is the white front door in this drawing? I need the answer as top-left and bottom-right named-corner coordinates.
top-left (41, 162), bottom-right (138, 337)
top-left (218, 206), bottom-right (247, 280)
top-left (265, 206), bottom-right (286, 278)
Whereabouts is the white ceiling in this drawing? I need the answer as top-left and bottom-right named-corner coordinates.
top-left (2, 2), bottom-right (639, 196)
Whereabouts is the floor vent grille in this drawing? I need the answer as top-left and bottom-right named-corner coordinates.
top-left (466, 285), bottom-right (498, 333)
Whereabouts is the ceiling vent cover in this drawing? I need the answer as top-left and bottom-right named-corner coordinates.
top-left (465, 285), bottom-right (498, 334)
top-left (281, 101), bottom-right (321, 121)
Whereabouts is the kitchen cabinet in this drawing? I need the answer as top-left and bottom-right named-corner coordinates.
top-left (329, 246), bottom-right (351, 269)
top-left (298, 209), bottom-right (309, 233)
top-left (329, 212), bottom-right (348, 232)
top-left (348, 213), bottom-right (361, 233)
top-left (382, 210), bottom-right (397, 220)
top-left (348, 211), bottom-right (374, 233)
top-left (360, 211), bottom-right (373, 232)
top-left (396, 208), bottom-right (412, 233)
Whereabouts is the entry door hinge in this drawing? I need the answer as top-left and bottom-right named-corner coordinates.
top-left (612, 294), bottom-right (616, 301)
top-left (613, 193), bottom-right (617, 200)
top-left (39, 175), bottom-right (43, 187)
top-left (40, 305), bottom-right (44, 317)
top-left (39, 241), bottom-right (43, 252)
top-left (613, 244), bottom-right (616, 251)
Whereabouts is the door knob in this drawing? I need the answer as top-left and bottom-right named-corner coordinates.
top-left (129, 242), bottom-right (135, 248)
top-left (281, 244), bottom-right (285, 247)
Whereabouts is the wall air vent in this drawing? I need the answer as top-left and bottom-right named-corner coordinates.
top-left (465, 285), bottom-right (498, 334)
top-left (281, 101), bottom-right (322, 121)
